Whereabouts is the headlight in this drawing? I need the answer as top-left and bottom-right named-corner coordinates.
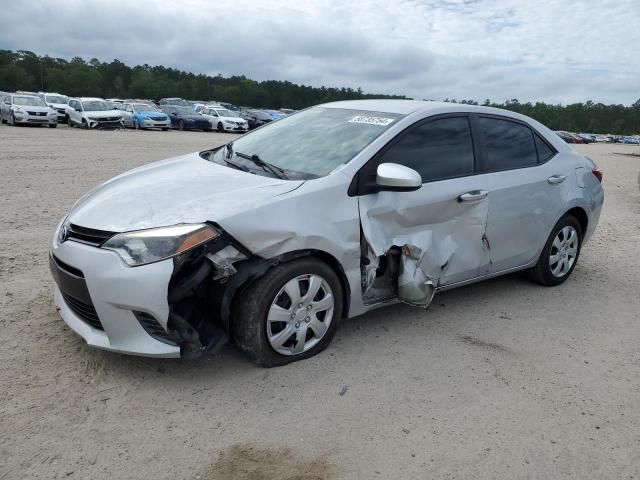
top-left (102, 224), bottom-right (219, 267)
top-left (13, 107), bottom-right (23, 113)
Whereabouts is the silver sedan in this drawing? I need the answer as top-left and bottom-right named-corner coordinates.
top-left (49, 100), bottom-right (604, 366)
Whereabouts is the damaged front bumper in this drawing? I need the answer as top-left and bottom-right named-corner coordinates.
top-left (49, 226), bottom-right (248, 358)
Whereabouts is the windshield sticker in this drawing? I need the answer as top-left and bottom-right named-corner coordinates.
top-left (348, 115), bottom-right (395, 126)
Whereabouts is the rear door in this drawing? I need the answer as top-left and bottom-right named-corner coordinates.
top-left (122, 104), bottom-right (133, 126)
top-left (475, 115), bottom-right (566, 273)
top-left (357, 115), bottom-right (492, 296)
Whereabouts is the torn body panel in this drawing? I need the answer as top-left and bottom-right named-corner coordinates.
top-left (358, 179), bottom-right (491, 307)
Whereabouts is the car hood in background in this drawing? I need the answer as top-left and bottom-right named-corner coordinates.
top-left (138, 111), bottom-right (168, 118)
top-left (222, 116), bottom-right (246, 123)
top-left (170, 114), bottom-right (204, 121)
top-left (84, 109), bottom-right (122, 117)
top-left (19, 106), bottom-right (53, 113)
top-left (67, 152), bottom-right (304, 232)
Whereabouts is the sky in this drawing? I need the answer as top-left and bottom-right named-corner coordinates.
top-left (1, 0), bottom-right (639, 105)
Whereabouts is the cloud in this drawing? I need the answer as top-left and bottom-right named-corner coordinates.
top-left (0, 0), bottom-right (638, 104)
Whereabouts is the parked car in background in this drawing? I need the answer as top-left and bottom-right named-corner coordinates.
top-left (619, 136), bottom-right (640, 144)
top-left (194, 103), bottom-right (222, 113)
top-left (239, 108), bottom-right (273, 129)
top-left (200, 106), bottom-right (248, 132)
top-left (121, 103), bottom-right (171, 130)
top-left (1, 93), bottom-right (58, 127)
top-left (279, 108), bottom-right (295, 115)
top-left (49, 100), bottom-right (604, 365)
top-left (66, 98), bottom-right (124, 129)
top-left (38, 92), bottom-right (70, 123)
top-left (219, 102), bottom-right (240, 112)
top-left (556, 131), bottom-right (583, 144)
top-left (577, 133), bottom-right (595, 144)
top-left (262, 109), bottom-right (286, 120)
top-left (161, 105), bottom-right (212, 131)
top-left (160, 97), bottom-right (192, 107)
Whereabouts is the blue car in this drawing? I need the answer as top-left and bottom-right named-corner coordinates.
top-left (262, 109), bottom-right (286, 120)
top-left (121, 103), bottom-right (171, 130)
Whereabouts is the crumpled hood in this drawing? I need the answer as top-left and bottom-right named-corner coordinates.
top-left (68, 152), bottom-right (304, 232)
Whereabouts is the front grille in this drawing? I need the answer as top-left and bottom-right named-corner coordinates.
top-left (62, 292), bottom-right (103, 330)
top-left (67, 224), bottom-right (115, 247)
top-left (27, 111), bottom-right (47, 116)
top-left (134, 311), bottom-right (177, 346)
top-left (56, 108), bottom-right (65, 114)
top-left (150, 116), bottom-right (166, 121)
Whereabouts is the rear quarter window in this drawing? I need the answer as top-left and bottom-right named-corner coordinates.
top-left (479, 117), bottom-right (538, 171)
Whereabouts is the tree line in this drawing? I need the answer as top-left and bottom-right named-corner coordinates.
top-left (1, 49), bottom-right (638, 134)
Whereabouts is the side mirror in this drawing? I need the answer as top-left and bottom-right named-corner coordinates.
top-left (376, 163), bottom-right (422, 191)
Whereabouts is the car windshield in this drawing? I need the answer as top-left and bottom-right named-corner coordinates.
top-left (82, 101), bottom-right (111, 111)
top-left (215, 109), bottom-right (233, 117)
top-left (134, 104), bottom-right (158, 112)
top-left (209, 107), bottom-right (402, 177)
top-left (45, 95), bottom-right (68, 104)
top-left (14, 96), bottom-right (46, 106)
top-left (168, 106), bottom-right (195, 115)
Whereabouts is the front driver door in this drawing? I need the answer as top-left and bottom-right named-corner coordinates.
top-left (356, 115), bottom-right (492, 296)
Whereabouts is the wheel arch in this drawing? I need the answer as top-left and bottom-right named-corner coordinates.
top-left (564, 206), bottom-right (588, 237)
top-left (224, 249), bottom-right (351, 337)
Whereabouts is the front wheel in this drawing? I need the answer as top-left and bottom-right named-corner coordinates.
top-left (134, 121), bottom-right (140, 130)
top-left (178, 120), bottom-right (185, 131)
top-left (234, 257), bottom-right (343, 367)
top-left (528, 215), bottom-right (582, 286)
top-left (217, 122), bottom-right (224, 132)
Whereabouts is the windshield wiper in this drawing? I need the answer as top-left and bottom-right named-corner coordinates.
top-left (234, 151), bottom-right (287, 179)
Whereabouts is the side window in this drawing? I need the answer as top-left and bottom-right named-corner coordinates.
top-left (377, 117), bottom-right (475, 183)
top-left (534, 133), bottom-right (555, 163)
top-left (478, 117), bottom-right (537, 171)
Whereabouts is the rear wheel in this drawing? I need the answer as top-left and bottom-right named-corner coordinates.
top-left (528, 215), bottom-right (582, 286)
top-left (234, 257), bottom-right (343, 367)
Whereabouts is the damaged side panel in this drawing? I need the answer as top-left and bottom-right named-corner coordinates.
top-left (358, 181), bottom-right (491, 308)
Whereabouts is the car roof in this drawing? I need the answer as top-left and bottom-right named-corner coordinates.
top-left (319, 99), bottom-right (525, 118)
top-left (76, 97), bottom-right (105, 102)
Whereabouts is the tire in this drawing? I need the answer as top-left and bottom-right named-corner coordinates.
top-left (217, 122), bottom-right (223, 132)
top-left (134, 121), bottom-right (140, 130)
top-left (161, 127), bottom-right (169, 131)
top-left (66, 116), bottom-right (73, 127)
top-left (81, 119), bottom-right (88, 129)
top-left (49, 124), bottom-right (57, 128)
top-left (178, 120), bottom-right (185, 131)
top-left (10, 113), bottom-right (16, 126)
top-left (204, 127), bottom-right (213, 132)
top-left (234, 257), bottom-right (343, 367)
top-left (527, 214), bottom-right (582, 286)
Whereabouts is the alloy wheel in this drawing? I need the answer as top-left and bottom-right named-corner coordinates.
top-left (267, 274), bottom-right (334, 356)
top-left (549, 226), bottom-right (578, 277)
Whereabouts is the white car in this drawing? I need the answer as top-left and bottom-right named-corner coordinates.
top-left (66, 98), bottom-right (123, 129)
top-left (1, 94), bottom-right (58, 127)
top-left (201, 107), bottom-right (248, 132)
top-left (39, 92), bottom-right (70, 123)
top-left (49, 100), bottom-right (604, 366)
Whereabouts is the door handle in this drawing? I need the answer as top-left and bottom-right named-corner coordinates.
top-left (458, 190), bottom-right (489, 202)
top-left (547, 175), bottom-right (567, 185)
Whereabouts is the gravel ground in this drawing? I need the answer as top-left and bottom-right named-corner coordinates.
top-left (1, 124), bottom-right (639, 479)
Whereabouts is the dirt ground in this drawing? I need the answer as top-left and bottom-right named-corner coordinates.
top-left (1, 124), bottom-right (639, 479)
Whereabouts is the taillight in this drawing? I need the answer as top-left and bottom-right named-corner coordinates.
top-left (592, 167), bottom-right (603, 183)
